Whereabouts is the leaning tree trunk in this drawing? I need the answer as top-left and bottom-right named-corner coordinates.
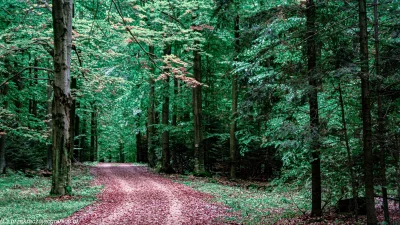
top-left (147, 45), bottom-right (157, 167)
top-left (338, 80), bottom-right (359, 220)
top-left (161, 45), bottom-right (172, 173)
top-left (193, 40), bottom-right (205, 175)
top-left (230, 14), bottom-right (240, 179)
top-left (358, 0), bottom-right (378, 223)
top-left (51, 0), bottom-right (73, 196)
top-left (307, 0), bottom-right (321, 217)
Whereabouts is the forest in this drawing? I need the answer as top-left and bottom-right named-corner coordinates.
top-left (0, 0), bottom-right (399, 224)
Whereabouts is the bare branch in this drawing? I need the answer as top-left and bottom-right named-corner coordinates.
top-left (0, 67), bottom-right (54, 88)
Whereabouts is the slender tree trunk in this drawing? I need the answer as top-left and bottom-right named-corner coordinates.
top-left (32, 59), bottom-right (38, 117)
top-left (51, 0), bottom-right (73, 196)
top-left (0, 82), bottom-right (8, 174)
top-left (80, 111), bottom-right (87, 161)
top-left (171, 76), bottom-right (178, 169)
top-left (338, 81), bottom-right (359, 220)
top-left (147, 45), bottom-right (157, 167)
top-left (70, 76), bottom-right (77, 162)
top-left (90, 102), bottom-right (97, 162)
top-left (161, 46), bottom-right (172, 173)
top-left (74, 107), bottom-right (80, 162)
top-left (230, 14), bottom-right (240, 179)
top-left (307, 0), bottom-right (322, 217)
top-left (47, 78), bottom-right (53, 170)
top-left (373, 1), bottom-right (390, 222)
top-left (193, 40), bottom-right (205, 175)
top-left (358, 0), bottom-right (378, 223)
top-left (136, 131), bottom-right (142, 162)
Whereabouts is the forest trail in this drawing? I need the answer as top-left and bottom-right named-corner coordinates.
top-left (58, 163), bottom-right (233, 225)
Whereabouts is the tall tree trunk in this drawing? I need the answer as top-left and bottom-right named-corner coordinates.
top-left (193, 40), bottom-right (205, 175)
top-left (90, 102), bottom-right (97, 162)
top-left (51, 0), bottom-right (73, 196)
top-left (47, 78), bottom-right (53, 170)
top-left (136, 131), bottom-right (142, 162)
top-left (70, 76), bottom-right (77, 162)
top-left (74, 105), bottom-right (80, 162)
top-left (147, 45), bottom-right (157, 167)
top-left (307, 0), bottom-right (321, 217)
top-left (161, 45), bottom-right (172, 173)
top-left (338, 81), bottom-right (359, 220)
top-left (358, 0), bottom-right (378, 223)
top-left (171, 76), bottom-right (178, 169)
top-left (32, 59), bottom-right (39, 117)
top-left (0, 82), bottom-right (9, 174)
top-left (230, 14), bottom-right (240, 179)
top-left (80, 111), bottom-right (87, 161)
top-left (373, 0), bottom-right (390, 222)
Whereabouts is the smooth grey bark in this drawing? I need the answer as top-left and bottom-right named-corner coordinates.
top-left (51, 0), bottom-right (73, 196)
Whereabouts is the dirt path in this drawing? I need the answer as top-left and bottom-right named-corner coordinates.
top-left (58, 163), bottom-right (233, 225)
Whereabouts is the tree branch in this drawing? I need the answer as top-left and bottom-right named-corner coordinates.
top-left (0, 67), bottom-right (54, 88)
top-left (110, 0), bottom-right (160, 70)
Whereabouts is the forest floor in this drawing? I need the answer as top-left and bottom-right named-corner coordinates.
top-left (54, 163), bottom-right (400, 225)
top-left (58, 163), bottom-right (235, 225)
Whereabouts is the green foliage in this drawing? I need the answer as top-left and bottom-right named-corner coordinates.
top-left (0, 166), bottom-right (102, 223)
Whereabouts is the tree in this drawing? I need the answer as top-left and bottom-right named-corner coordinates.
top-left (161, 45), bottom-right (172, 173)
top-left (192, 38), bottom-right (205, 175)
top-left (50, 0), bottom-right (73, 196)
top-left (306, 0), bottom-right (322, 217)
top-left (358, 0), bottom-right (377, 223)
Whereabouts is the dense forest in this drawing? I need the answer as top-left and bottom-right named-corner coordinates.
top-left (0, 0), bottom-right (399, 224)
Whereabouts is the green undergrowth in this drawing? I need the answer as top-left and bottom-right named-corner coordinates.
top-left (177, 177), bottom-right (307, 224)
top-left (0, 165), bottom-right (102, 225)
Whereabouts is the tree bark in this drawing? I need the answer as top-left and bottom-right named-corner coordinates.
top-left (161, 45), bottom-right (172, 173)
top-left (0, 82), bottom-right (8, 174)
top-left (307, 0), bottom-right (322, 217)
top-left (230, 14), bottom-right (240, 179)
top-left (51, 0), bottom-right (73, 196)
top-left (373, 0), bottom-right (389, 222)
top-left (80, 111), bottom-right (87, 161)
top-left (193, 40), bottom-right (205, 175)
top-left (32, 59), bottom-right (39, 117)
top-left (70, 76), bottom-right (77, 162)
top-left (358, 0), bottom-right (378, 223)
top-left (147, 45), bottom-right (157, 167)
top-left (338, 81), bottom-right (359, 220)
top-left (90, 102), bottom-right (97, 162)
top-left (47, 77), bottom-right (53, 170)
top-left (136, 131), bottom-right (142, 162)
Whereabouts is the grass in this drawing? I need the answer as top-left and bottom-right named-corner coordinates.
top-left (0, 165), bottom-right (102, 224)
top-left (176, 176), bottom-right (308, 224)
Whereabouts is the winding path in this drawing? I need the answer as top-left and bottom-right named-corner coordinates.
top-left (59, 163), bottom-right (233, 225)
